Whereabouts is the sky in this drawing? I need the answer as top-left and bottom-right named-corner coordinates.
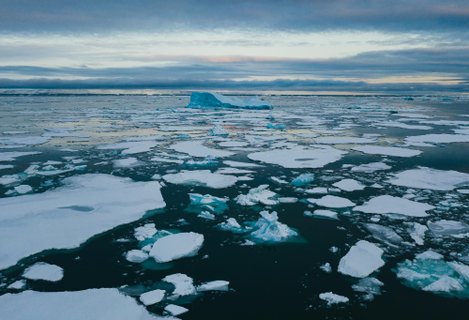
top-left (0, 0), bottom-right (468, 92)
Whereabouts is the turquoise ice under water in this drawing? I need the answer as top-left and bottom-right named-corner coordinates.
top-left (0, 92), bottom-right (468, 319)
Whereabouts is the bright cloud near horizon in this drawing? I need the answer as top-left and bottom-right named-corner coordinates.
top-left (0, 0), bottom-right (468, 92)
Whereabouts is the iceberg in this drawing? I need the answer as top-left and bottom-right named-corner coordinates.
top-left (291, 173), bottom-right (315, 187)
top-left (395, 250), bottom-right (469, 298)
top-left (187, 193), bottom-right (228, 214)
top-left (338, 240), bottom-right (385, 278)
top-left (149, 232), bottom-right (204, 263)
top-left (248, 211), bottom-right (298, 243)
top-left (235, 184), bottom-right (278, 206)
top-left (186, 92), bottom-right (272, 110)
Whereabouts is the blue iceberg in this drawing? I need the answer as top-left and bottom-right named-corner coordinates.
top-left (187, 92), bottom-right (272, 110)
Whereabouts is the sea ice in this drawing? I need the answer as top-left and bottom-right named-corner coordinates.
top-left (352, 277), bottom-right (384, 300)
top-left (14, 185), bottom-right (32, 194)
top-left (364, 223), bottom-right (403, 246)
top-left (23, 262), bottom-right (63, 282)
top-left (0, 151), bottom-right (40, 162)
top-left (162, 273), bottom-right (196, 296)
top-left (139, 289), bottom-right (165, 306)
top-left (291, 173), bottom-right (315, 187)
top-left (427, 220), bottom-right (469, 238)
top-left (314, 136), bottom-right (375, 144)
top-left (164, 304), bottom-right (188, 316)
top-left (208, 124), bottom-right (229, 136)
top-left (405, 134), bottom-right (469, 145)
top-left (163, 170), bottom-right (239, 188)
top-left (0, 174), bottom-right (165, 270)
top-left (332, 179), bottom-right (365, 192)
top-left (235, 185), bottom-right (278, 206)
top-left (186, 92), bottom-right (272, 110)
top-left (113, 157), bottom-right (141, 168)
top-left (338, 240), bottom-right (385, 278)
top-left (218, 218), bottom-right (244, 233)
top-left (395, 250), bottom-right (469, 298)
top-left (350, 162), bottom-right (391, 173)
top-left (308, 195), bottom-right (355, 208)
top-left (126, 250), bottom-right (149, 263)
top-left (249, 211), bottom-right (298, 243)
top-left (134, 223), bottom-right (158, 242)
top-left (149, 232), bottom-right (204, 263)
top-left (408, 222), bottom-right (428, 245)
top-left (248, 145), bottom-right (346, 169)
top-left (197, 280), bottom-right (230, 292)
top-left (187, 193), bottom-right (228, 214)
top-left (0, 289), bottom-right (158, 320)
top-left (98, 141), bottom-right (158, 155)
top-left (353, 195), bottom-right (434, 217)
top-left (353, 145), bottom-right (421, 157)
top-left (312, 209), bottom-right (338, 220)
top-left (319, 292), bottom-right (349, 305)
top-left (388, 167), bottom-right (469, 191)
top-left (171, 140), bottom-right (233, 158)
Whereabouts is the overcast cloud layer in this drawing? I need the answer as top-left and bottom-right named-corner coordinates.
top-left (0, 0), bottom-right (468, 92)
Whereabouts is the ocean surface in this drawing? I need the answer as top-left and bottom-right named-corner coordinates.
top-left (0, 92), bottom-right (468, 319)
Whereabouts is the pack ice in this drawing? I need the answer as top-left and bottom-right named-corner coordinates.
top-left (0, 174), bottom-right (166, 270)
top-left (186, 92), bottom-right (272, 110)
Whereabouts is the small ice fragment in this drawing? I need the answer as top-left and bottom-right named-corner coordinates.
top-left (319, 292), bottom-right (349, 305)
top-left (134, 223), bottom-right (157, 241)
top-left (208, 124), bottom-right (229, 136)
top-left (7, 280), bottom-right (26, 290)
top-left (187, 92), bottom-right (272, 110)
top-left (249, 211), bottom-right (298, 243)
top-left (125, 250), bottom-right (148, 263)
top-left (338, 240), bottom-right (384, 278)
top-left (308, 195), bottom-right (355, 208)
top-left (23, 262), bottom-right (63, 282)
top-left (163, 273), bottom-right (196, 296)
top-left (291, 173), bottom-right (315, 187)
top-left (139, 289), bottom-right (165, 306)
top-left (332, 179), bottom-right (365, 192)
top-left (164, 304), bottom-right (189, 316)
top-left (235, 185), bottom-right (278, 206)
top-left (150, 232), bottom-right (204, 263)
top-left (313, 210), bottom-right (338, 220)
top-left (197, 280), bottom-right (230, 292)
top-left (320, 263), bottom-right (332, 273)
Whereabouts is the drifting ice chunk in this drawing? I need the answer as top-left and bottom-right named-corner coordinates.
top-left (23, 262), bottom-right (63, 282)
top-left (312, 210), bottom-right (338, 220)
top-left (353, 145), bottom-right (421, 157)
top-left (126, 250), bottom-right (149, 263)
top-left (248, 145), bottom-right (346, 169)
top-left (353, 195), bottom-right (434, 217)
top-left (197, 280), bottom-right (230, 292)
top-left (150, 232), bottom-right (204, 263)
top-left (338, 240), bottom-right (385, 278)
top-left (0, 151), bottom-right (40, 162)
top-left (164, 304), bottom-right (188, 316)
top-left (308, 195), bottom-right (355, 208)
top-left (351, 161), bottom-right (391, 173)
top-left (187, 193), bottom-right (228, 214)
top-left (320, 262), bottom-right (332, 273)
top-left (163, 170), bottom-right (238, 188)
top-left (0, 289), bottom-right (158, 320)
top-left (333, 179), bottom-right (365, 192)
top-left (427, 220), bottom-right (469, 238)
top-left (7, 280), bottom-right (26, 290)
top-left (14, 185), bottom-right (32, 194)
top-left (408, 222), bottom-right (428, 245)
top-left (163, 273), bottom-right (196, 296)
top-left (235, 185), bottom-right (278, 206)
top-left (170, 140), bottom-right (233, 158)
top-left (208, 124), bottom-right (229, 136)
top-left (395, 250), bottom-right (469, 298)
top-left (218, 218), bottom-right (244, 233)
top-left (352, 277), bottom-right (384, 300)
top-left (134, 224), bottom-right (157, 242)
top-left (291, 173), bottom-right (315, 187)
top-left (364, 223), bottom-right (403, 246)
top-left (187, 92), bottom-right (272, 110)
top-left (319, 292), bottom-right (349, 305)
top-left (249, 211), bottom-right (298, 243)
top-left (388, 167), bottom-right (469, 191)
top-left (139, 289), bottom-right (165, 306)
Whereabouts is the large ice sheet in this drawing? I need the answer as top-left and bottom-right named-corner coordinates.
top-left (186, 92), bottom-right (272, 110)
top-left (354, 195), bottom-right (434, 217)
top-left (0, 289), bottom-right (158, 320)
top-left (248, 145), bottom-right (346, 168)
top-left (0, 174), bottom-right (165, 270)
top-left (338, 240), bottom-right (385, 278)
top-left (388, 167), bottom-right (469, 191)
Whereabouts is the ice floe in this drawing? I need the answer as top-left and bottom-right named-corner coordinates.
top-left (352, 277), bottom-right (384, 300)
top-left (187, 92), bottom-right (272, 110)
top-left (0, 174), bottom-right (165, 270)
top-left (354, 195), bottom-right (434, 217)
top-left (197, 280), bottom-right (230, 292)
top-left (405, 134), bottom-right (469, 145)
top-left (163, 273), bottom-right (196, 296)
top-left (98, 140), bottom-right (158, 155)
top-left (248, 211), bottom-right (298, 243)
top-left (333, 179), bottom-right (365, 192)
top-left (0, 289), bottom-right (159, 320)
top-left (291, 173), bottom-right (315, 187)
top-left (427, 220), bottom-right (469, 238)
top-left (308, 195), bottom-right (355, 208)
top-left (388, 167), bottom-right (469, 191)
top-left (235, 184), bottom-right (278, 206)
top-left (0, 151), bottom-right (40, 162)
top-left (353, 145), bottom-right (421, 157)
top-left (319, 292), bottom-right (349, 305)
top-left (126, 249), bottom-right (149, 263)
top-left (140, 289), bottom-right (165, 306)
top-left (163, 170), bottom-right (239, 188)
top-left (171, 140), bottom-right (234, 158)
top-left (248, 145), bottom-right (346, 168)
top-left (187, 193), bottom-right (228, 214)
top-left (338, 240), bottom-right (385, 278)
top-left (164, 304), bottom-right (188, 316)
top-left (149, 232), bottom-right (204, 263)
top-left (22, 262), bottom-right (64, 282)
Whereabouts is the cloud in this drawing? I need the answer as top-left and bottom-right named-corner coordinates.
top-left (0, 1), bottom-right (468, 33)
